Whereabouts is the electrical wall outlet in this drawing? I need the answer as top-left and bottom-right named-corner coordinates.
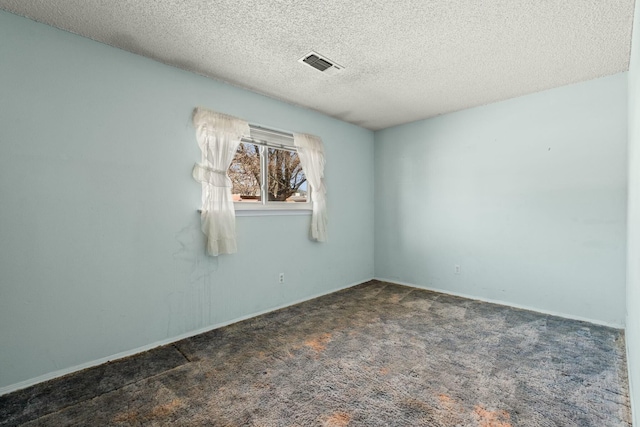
top-left (279, 273), bottom-right (285, 284)
top-left (454, 265), bottom-right (461, 275)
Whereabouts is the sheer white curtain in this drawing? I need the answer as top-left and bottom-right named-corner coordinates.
top-left (192, 108), bottom-right (249, 256)
top-left (294, 133), bottom-right (328, 242)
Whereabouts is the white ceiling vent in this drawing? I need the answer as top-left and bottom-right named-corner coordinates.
top-left (298, 51), bottom-right (344, 76)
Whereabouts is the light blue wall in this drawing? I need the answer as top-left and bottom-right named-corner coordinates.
top-left (627, 0), bottom-right (640, 423)
top-left (375, 74), bottom-right (628, 326)
top-left (0, 11), bottom-right (375, 390)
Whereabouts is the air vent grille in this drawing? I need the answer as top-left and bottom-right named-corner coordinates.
top-left (303, 54), bottom-right (332, 71)
top-left (299, 51), bottom-right (344, 76)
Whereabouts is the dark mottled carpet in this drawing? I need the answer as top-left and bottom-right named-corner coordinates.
top-left (0, 281), bottom-right (631, 426)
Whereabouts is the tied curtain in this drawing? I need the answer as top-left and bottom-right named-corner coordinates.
top-left (192, 108), bottom-right (249, 256)
top-left (294, 133), bottom-right (328, 242)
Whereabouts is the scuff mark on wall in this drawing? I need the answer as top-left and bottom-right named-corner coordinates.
top-left (169, 220), bottom-right (219, 335)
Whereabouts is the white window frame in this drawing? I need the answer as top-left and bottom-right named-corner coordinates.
top-left (233, 124), bottom-right (312, 215)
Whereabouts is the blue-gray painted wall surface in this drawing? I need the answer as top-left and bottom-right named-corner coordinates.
top-left (0, 11), bottom-right (375, 389)
top-left (375, 74), bottom-right (628, 326)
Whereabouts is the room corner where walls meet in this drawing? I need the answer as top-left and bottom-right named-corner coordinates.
top-left (374, 73), bottom-right (628, 328)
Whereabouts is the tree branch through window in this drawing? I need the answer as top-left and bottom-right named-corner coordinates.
top-left (229, 143), bottom-right (308, 203)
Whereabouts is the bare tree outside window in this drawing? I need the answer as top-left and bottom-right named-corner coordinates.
top-left (267, 148), bottom-right (306, 201)
top-left (229, 143), bottom-right (307, 203)
top-left (229, 143), bottom-right (261, 201)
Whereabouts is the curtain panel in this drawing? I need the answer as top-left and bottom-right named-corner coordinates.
top-left (192, 107), bottom-right (249, 256)
top-left (294, 133), bottom-right (328, 242)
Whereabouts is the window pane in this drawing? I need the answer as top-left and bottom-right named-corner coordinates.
top-left (267, 147), bottom-right (307, 202)
top-left (229, 143), bottom-right (261, 202)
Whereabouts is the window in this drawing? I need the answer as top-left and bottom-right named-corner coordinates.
top-left (193, 107), bottom-right (327, 253)
top-left (228, 125), bottom-right (310, 211)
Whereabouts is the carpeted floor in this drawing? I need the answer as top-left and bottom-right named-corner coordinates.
top-left (0, 280), bottom-right (632, 426)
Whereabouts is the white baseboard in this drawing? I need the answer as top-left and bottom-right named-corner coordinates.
top-left (0, 277), bottom-right (373, 397)
top-left (3, 276), bottom-right (620, 397)
top-left (374, 277), bottom-right (624, 329)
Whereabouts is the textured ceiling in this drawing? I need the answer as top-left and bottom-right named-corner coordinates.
top-left (1, 0), bottom-right (635, 130)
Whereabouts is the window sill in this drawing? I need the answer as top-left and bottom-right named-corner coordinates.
top-left (197, 204), bottom-right (312, 217)
top-left (235, 209), bottom-right (311, 217)
top-left (234, 202), bottom-right (312, 216)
